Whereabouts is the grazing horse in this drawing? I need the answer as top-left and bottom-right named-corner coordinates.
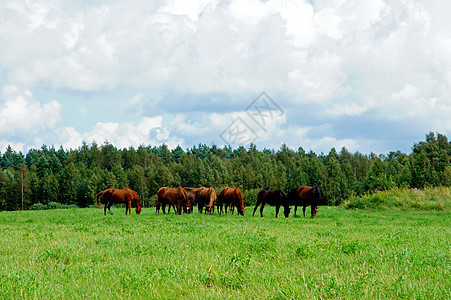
top-left (184, 187), bottom-right (216, 214)
top-left (287, 186), bottom-right (320, 217)
top-left (96, 188), bottom-right (142, 215)
top-left (156, 187), bottom-right (191, 215)
top-left (196, 187), bottom-right (217, 215)
top-left (183, 187), bottom-right (198, 214)
top-left (253, 186), bottom-right (290, 218)
top-left (217, 187), bottom-right (245, 216)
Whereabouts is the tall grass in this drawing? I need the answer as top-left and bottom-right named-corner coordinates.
top-left (342, 187), bottom-right (451, 211)
top-left (0, 206), bottom-right (449, 299)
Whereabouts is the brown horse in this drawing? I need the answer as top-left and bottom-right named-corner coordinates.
top-left (287, 186), bottom-right (320, 217)
top-left (217, 187), bottom-right (245, 216)
top-left (253, 186), bottom-right (290, 218)
top-left (183, 187), bottom-right (216, 214)
top-left (96, 188), bottom-right (142, 215)
top-left (156, 187), bottom-right (191, 215)
top-left (196, 187), bottom-right (217, 215)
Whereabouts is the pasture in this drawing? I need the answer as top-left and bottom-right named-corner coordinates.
top-left (0, 206), bottom-right (449, 299)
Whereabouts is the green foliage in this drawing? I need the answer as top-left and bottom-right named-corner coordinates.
top-left (342, 187), bottom-right (451, 211)
top-left (0, 132), bottom-right (450, 211)
top-left (30, 203), bottom-right (46, 210)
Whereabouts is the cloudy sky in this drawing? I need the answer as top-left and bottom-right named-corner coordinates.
top-left (1, 0), bottom-right (450, 155)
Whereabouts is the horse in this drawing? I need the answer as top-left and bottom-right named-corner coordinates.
top-left (217, 187), bottom-right (245, 216)
top-left (183, 187), bottom-right (199, 214)
top-left (96, 188), bottom-right (142, 215)
top-left (287, 186), bottom-right (320, 217)
top-left (196, 187), bottom-right (217, 215)
top-left (253, 186), bottom-right (290, 218)
top-left (183, 187), bottom-right (217, 214)
top-left (156, 187), bottom-right (191, 215)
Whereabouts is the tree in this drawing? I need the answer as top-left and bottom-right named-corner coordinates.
top-left (59, 163), bottom-right (81, 204)
top-left (325, 153), bottom-right (347, 205)
top-left (0, 170), bottom-right (11, 210)
top-left (76, 178), bottom-right (94, 207)
top-left (11, 165), bottom-right (32, 210)
top-left (1, 146), bottom-right (25, 170)
top-left (39, 173), bottom-right (59, 205)
top-left (412, 149), bottom-right (438, 188)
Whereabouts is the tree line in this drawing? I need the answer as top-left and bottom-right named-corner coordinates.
top-left (0, 132), bottom-right (450, 211)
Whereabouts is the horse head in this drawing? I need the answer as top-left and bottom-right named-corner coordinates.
top-left (311, 206), bottom-right (318, 217)
top-left (278, 191), bottom-right (290, 217)
top-left (283, 205), bottom-right (291, 218)
top-left (310, 186), bottom-right (320, 218)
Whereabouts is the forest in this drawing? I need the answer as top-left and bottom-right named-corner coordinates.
top-left (0, 132), bottom-right (450, 211)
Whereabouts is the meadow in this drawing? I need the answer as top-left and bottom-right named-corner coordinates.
top-left (0, 205), bottom-right (449, 299)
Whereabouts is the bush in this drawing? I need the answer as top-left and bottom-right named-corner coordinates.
top-left (30, 203), bottom-right (46, 210)
top-left (342, 187), bottom-right (451, 211)
top-left (47, 202), bottom-right (62, 209)
top-left (149, 194), bottom-right (158, 207)
top-left (241, 188), bottom-right (259, 206)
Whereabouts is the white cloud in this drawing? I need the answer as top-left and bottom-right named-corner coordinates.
top-left (0, 85), bottom-right (62, 149)
top-left (159, 0), bottom-right (214, 22)
top-left (1, 0), bottom-right (451, 154)
top-left (56, 116), bottom-right (184, 150)
top-left (325, 103), bottom-right (367, 117)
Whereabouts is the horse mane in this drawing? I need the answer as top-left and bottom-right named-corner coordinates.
top-left (277, 190), bottom-right (287, 198)
top-left (310, 186), bottom-right (320, 204)
top-left (236, 188), bottom-right (245, 215)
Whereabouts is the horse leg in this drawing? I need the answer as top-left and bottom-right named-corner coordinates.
top-left (275, 205), bottom-right (280, 218)
top-left (156, 202), bottom-right (160, 214)
top-left (303, 205), bottom-right (306, 217)
top-left (126, 201), bottom-right (131, 215)
top-left (162, 203), bottom-right (166, 214)
top-left (253, 200), bottom-right (260, 216)
top-left (177, 204), bottom-right (182, 215)
top-left (294, 205), bottom-right (298, 216)
top-left (104, 203), bottom-right (107, 216)
top-left (107, 203), bottom-right (114, 215)
top-left (260, 202), bottom-right (266, 217)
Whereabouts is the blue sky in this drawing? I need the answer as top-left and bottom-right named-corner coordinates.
top-left (1, 0), bottom-right (450, 155)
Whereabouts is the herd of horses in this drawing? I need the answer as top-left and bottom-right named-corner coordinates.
top-left (96, 185), bottom-right (320, 218)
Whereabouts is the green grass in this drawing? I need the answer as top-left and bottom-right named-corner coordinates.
top-left (0, 206), bottom-right (449, 299)
top-left (342, 186), bottom-right (451, 211)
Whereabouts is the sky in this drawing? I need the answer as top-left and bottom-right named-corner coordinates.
top-left (1, 0), bottom-right (450, 155)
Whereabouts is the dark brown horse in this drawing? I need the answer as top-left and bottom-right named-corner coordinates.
top-left (253, 186), bottom-right (290, 218)
top-left (96, 188), bottom-right (142, 215)
top-left (156, 187), bottom-right (191, 215)
top-left (184, 187), bottom-right (217, 214)
top-left (217, 187), bottom-right (245, 216)
top-left (287, 186), bottom-right (320, 217)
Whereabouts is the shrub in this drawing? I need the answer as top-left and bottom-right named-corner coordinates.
top-left (47, 202), bottom-right (62, 209)
top-left (342, 187), bottom-right (451, 211)
top-left (30, 203), bottom-right (46, 210)
top-left (241, 188), bottom-right (259, 206)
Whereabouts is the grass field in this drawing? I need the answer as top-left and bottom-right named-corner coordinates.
top-left (0, 205), bottom-right (449, 299)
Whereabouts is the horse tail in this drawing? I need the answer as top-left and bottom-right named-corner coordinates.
top-left (96, 191), bottom-right (104, 207)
